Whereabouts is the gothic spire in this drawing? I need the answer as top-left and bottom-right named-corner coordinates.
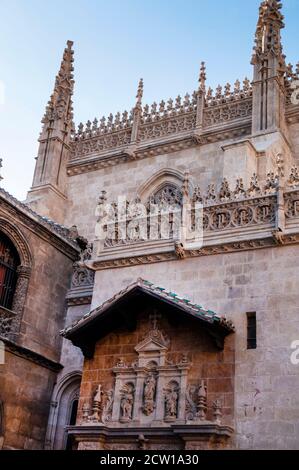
top-left (135, 78), bottom-right (144, 109)
top-left (41, 40), bottom-right (75, 133)
top-left (252, 0), bottom-right (284, 63)
top-left (199, 61), bottom-right (206, 94)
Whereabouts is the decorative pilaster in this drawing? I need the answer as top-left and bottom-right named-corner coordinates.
top-left (11, 265), bottom-right (31, 338)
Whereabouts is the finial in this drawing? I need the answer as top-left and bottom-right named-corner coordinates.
top-left (199, 61), bottom-right (206, 93)
top-left (135, 78), bottom-right (144, 108)
top-left (252, 0), bottom-right (284, 62)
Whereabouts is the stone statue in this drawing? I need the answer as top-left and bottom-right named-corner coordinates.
top-left (143, 373), bottom-right (156, 415)
top-left (120, 384), bottom-right (134, 421)
top-left (164, 384), bottom-right (178, 419)
top-left (102, 389), bottom-right (114, 423)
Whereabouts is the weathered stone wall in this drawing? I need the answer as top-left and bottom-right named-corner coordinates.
top-left (0, 216), bottom-right (75, 362)
top-left (0, 350), bottom-right (57, 449)
top-left (0, 204), bottom-right (77, 450)
top-left (20, 235), bottom-right (74, 362)
top-left (89, 244), bottom-right (299, 449)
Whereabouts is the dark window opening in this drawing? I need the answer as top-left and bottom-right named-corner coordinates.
top-left (0, 233), bottom-right (20, 310)
top-left (66, 399), bottom-right (78, 450)
top-left (247, 312), bottom-right (257, 349)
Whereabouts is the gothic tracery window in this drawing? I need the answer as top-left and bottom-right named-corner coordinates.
top-left (150, 184), bottom-right (183, 207)
top-left (0, 233), bottom-right (20, 310)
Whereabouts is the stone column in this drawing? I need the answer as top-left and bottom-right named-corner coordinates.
top-left (111, 373), bottom-right (123, 422)
top-left (11, 265), bottom-right (31, 338)
top-left (154, 371), bottom-right (166, 422)
top-left (178, 367), bottom-right (189, 422)
top-left (132, 369), bottom-right (146, 422)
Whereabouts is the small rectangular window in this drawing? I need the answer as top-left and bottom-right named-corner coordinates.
top-left (247, 312), bottom-right (256, 349)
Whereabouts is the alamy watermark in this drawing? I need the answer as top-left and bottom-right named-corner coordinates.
top-left (290, 340), bottom-right (299, 365)
top-left (95, 197), bottom-right (204, 253)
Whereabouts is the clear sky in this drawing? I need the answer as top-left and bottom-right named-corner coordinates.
top-left (0, 0), bottom-right (298, 200)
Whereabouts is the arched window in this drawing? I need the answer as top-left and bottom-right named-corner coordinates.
top-left (0, 233), bottom-right (20, 310)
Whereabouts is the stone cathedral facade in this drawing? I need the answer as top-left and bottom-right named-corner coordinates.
top-left (1, 0), bottom-right (299, 450)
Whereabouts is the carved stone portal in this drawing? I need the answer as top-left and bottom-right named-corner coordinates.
top-left (81, 314), bottom-right (227, 428)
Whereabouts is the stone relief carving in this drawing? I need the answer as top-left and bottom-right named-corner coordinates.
top-left (139, 113), bottom-right (196, 142)
top-left (143, 373), bottom-right (157, 416)
top-left (120, 383), bottom-right (135, 422)
top-left (99, 173), bottom-right (283, 249)
top-left (80, 318), bottom-right (226, 429)
top-left (203, 99), bottom-right (252, 127)
top-left (185, 385), bottom-right (197, 421)
top-left (71, 263), bottom-right (95, 288)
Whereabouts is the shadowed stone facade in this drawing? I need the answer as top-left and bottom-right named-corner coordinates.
top-left (1, 0), bottom-right (299, 450)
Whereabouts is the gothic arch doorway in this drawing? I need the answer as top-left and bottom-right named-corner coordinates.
top-left (45, 372), bottom-right (81, 450)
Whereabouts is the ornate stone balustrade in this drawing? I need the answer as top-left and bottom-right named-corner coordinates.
top-left (0, 306), bottom-right (17, 340)
top-left (88, 169), bottom-right (299, 270)
top-left (69, 78), bottom-right (253, 161)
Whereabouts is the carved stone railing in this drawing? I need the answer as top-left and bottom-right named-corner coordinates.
top-left (0, 306), bottom-right (17, 340)
top-left (98, 171), bottom-right (280, 249)
top-left (69, 79), bottom-right (253, 161)
top-left (90, 170), bottom-right (299, 270)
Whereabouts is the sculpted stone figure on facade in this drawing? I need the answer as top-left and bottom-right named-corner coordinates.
top-left (120, 384), bottom-right (135, 422)
top-left (142, 373), bottom-right (156, 416)
top-left (164, 382), bottom-right (179, 421)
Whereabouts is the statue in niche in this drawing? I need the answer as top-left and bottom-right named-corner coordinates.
top-left (102, 389), bottom-right (114, 423)
top-left (143, 373), bottom-right (156, 416)
top-left (164, 382), bottom-right (179, 420)
top-left (120, 383), bottom-right (134, 421)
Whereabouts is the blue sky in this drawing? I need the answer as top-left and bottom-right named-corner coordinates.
top-left (0, 0), bottom-right (298, 200)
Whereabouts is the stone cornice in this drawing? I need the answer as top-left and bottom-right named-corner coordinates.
top-left (0, 188), bottom-right (80, 260)
top-left (90, 231), bottom-right (299, 271)
top-left (0, 336), bottom-right (63, 373)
